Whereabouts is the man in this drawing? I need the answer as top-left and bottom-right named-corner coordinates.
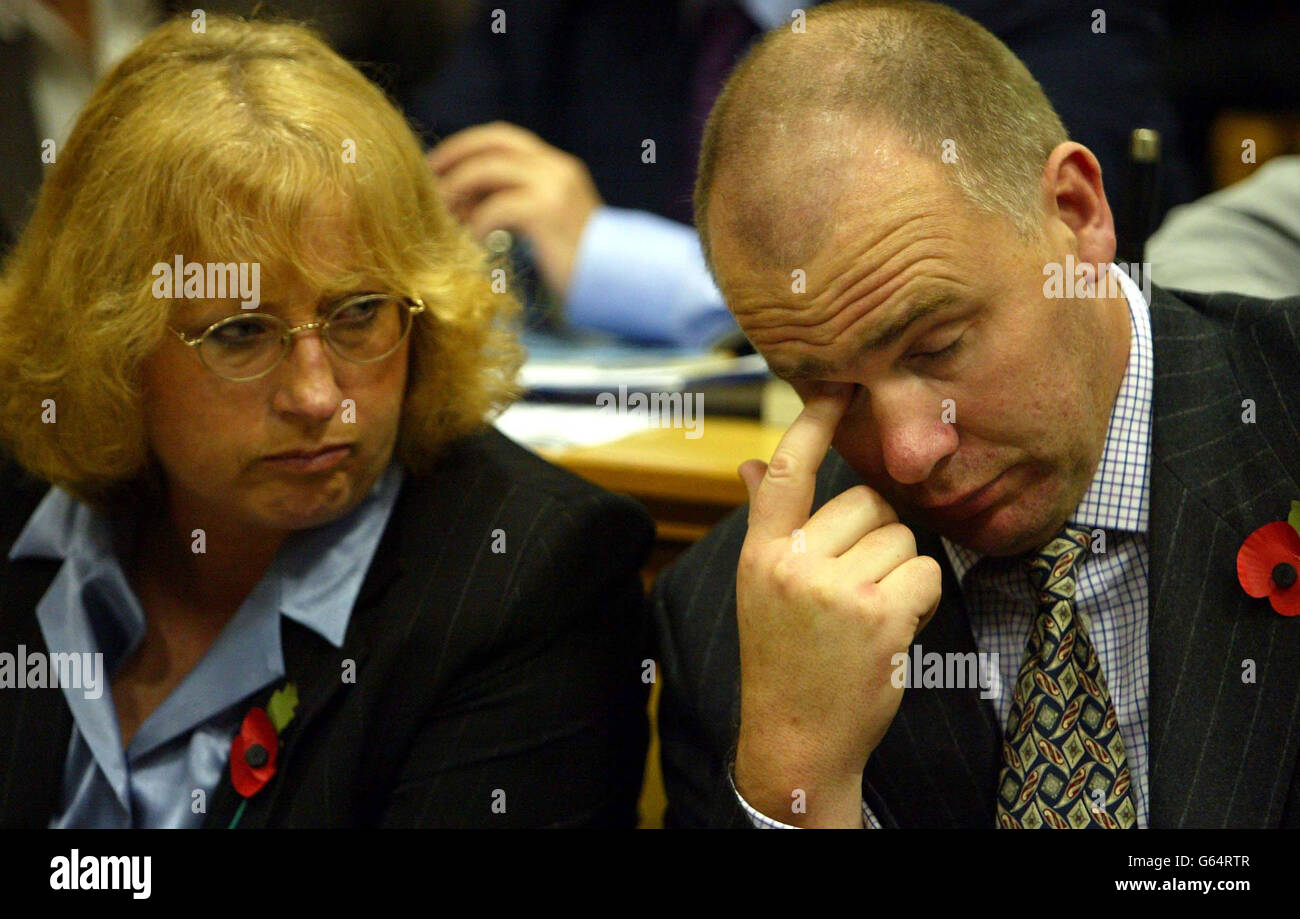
top-left (653, 0), bottom-right (1300, 828)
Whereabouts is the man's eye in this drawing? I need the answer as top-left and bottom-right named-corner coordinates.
top-left (910, 334), bottom-right (964, 361)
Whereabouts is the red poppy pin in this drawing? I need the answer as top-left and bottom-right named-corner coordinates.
top-left (1236, 502), bottom-right (1300, 617)
top-left (227, 683), bottom-right (299, 828)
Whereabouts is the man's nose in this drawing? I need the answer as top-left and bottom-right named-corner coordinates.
top-left (272, 329), bottom-right (343, 420)
top-left (872, 384), bottom-right (959, 485)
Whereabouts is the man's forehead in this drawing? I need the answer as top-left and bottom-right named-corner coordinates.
top-left (715, 196), bottom-right (968, 348)
top-left (762, 283), bottom-right (968, 381)
top-left (710, 158), bottom-right (957, 283)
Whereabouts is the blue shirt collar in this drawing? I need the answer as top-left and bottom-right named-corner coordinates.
top-left (8, 461), bottom-right (406, 650)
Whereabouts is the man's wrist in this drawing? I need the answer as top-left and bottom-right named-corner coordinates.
top-left (733, 737), bottom-right (865, 828)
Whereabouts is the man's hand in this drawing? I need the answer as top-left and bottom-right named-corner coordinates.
top-left (733, 383), bottom-right (943, 827)
top-left (426, 122), bottom-right (603, 299)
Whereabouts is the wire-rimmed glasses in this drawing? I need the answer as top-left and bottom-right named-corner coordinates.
top-left (170, 294), bottom-right (425, 382)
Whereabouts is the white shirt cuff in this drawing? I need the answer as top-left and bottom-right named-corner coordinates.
top-left (727, 767), bottom-right (880, 828)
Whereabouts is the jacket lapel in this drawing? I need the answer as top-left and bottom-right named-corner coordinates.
top-left (202, 439), bottom-right (502, 828)
top-left (204, 486), bottom-right (412, 828)
top-left (1146, 287), bottom-right (1300, 826)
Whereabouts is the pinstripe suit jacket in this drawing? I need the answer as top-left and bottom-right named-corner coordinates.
top-left (0, 428), bottom-right (655, 827)
top-left (653, 285), bottom-right (1300, 828)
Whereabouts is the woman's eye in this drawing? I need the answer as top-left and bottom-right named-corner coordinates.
top-left (212, 320), bottom-right (272, 345)
top-left (333, 300), bottom-right (381, 325)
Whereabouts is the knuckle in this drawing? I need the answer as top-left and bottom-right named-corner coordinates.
top-left (764, 449), bottom-right (802, 481)
top-left (738, 542), bottom-right (765, 575)
top-left (769, 554), bottom-right (804, 593)
top-left (806, 573), bottom-right (842, 611)
top-left (841, 484), bottom-right (873, 506)
top-left (872, 492), bottom-right (899, 523)
top-left (841, 484), bottom-right (896, 523)
top-left (854, 588), bottom-right (888, 624)
top-left (882, 521), bottom-right (917, 557)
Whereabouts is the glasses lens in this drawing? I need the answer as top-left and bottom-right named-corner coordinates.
top-left (200, 315), bottom-right (284, 379)
top-left (326, 296), bottom-right (408, 362)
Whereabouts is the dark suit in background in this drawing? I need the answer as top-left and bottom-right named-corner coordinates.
top-left (0, 0), bottom-right (471, 257)
top-left (0, 428), bottom-right (655, 827)
top-left (410, 0), bottom-right (1194, 228)
top-left (652, 286), bottom-right (1300, 828)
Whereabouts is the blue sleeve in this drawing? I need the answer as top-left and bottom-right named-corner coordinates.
top-left (564, 207), bottom-right (740, 349)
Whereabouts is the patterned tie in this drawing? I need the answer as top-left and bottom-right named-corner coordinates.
top-left (996, 525), bottom-right (1137, 828)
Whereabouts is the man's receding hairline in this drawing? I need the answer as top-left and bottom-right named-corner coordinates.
top-left (695, 0), bottom-right (1066, 267)
top-left (698, 6), bottom-right (943, 269)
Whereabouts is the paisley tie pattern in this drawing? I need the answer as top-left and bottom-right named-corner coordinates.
top-left (996, 525), bottom-right (1137, 829)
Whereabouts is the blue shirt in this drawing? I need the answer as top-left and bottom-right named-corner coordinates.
top-left (565, 1), bottom-right (808, 347)
top-left (7, 462), bottom-right (405, 828)
top-left (566, 207), bottom-right (737, 348)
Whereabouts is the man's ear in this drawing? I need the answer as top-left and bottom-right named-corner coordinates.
top-left (1039, 142), bottom-right (1116, 265)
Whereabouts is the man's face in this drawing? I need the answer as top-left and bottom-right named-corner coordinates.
top-left (139, 230), bottom-right (409, 542)
top-left (708, 144), bottom-right (1126, 556)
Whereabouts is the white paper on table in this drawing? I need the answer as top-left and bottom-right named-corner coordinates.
top-left (494, 403), bottom-right (651, 449)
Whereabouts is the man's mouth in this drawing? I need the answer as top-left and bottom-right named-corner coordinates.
top-left (917, 466), bottom-right (1016, 517)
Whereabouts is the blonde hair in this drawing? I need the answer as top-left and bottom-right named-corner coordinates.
top-left (695, 0), bottom-right (1070, 266)
top-left (0, 15), bottom-right (523, 511)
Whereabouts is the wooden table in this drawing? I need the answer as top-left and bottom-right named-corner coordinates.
top-left (542, 415), bottom-right (785, 544)
top-left (542, 417), bottom-right (785, 828)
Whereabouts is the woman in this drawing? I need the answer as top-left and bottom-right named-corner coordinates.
top-left (0, 15), bottom-right (653, 827)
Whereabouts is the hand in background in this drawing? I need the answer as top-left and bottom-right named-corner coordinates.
top-left (427, 122), bottom-right (603, 299)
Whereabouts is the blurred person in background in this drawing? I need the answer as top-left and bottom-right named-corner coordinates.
top-left (414, 0), bottom-right (1192, 348)
top-left (0, 0), bottom-right (471, 255)
top-left (0, 15), bottom-right (652, 828)
top-left (1147, 156), bottom-right (1300, 298)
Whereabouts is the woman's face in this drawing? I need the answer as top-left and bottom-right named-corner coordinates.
top-left (138, 251), bottom-right (410, 541)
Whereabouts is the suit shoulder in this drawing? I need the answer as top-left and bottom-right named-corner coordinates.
top-left (1155, 284), bottom-right (1300, 337)
top-left (399, 426), bottom-right (655, 592)
top-left (658, 503), bottom-right (745, 596)
top-left (1153, 285), bottom-right (1300, 375)
top-left (436, 425), bottom-right (653, 521)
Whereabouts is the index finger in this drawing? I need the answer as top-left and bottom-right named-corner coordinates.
top-left (747, 383), bottom-right (854, 541)
top-left (426, 122), bottom-right (543, 175)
